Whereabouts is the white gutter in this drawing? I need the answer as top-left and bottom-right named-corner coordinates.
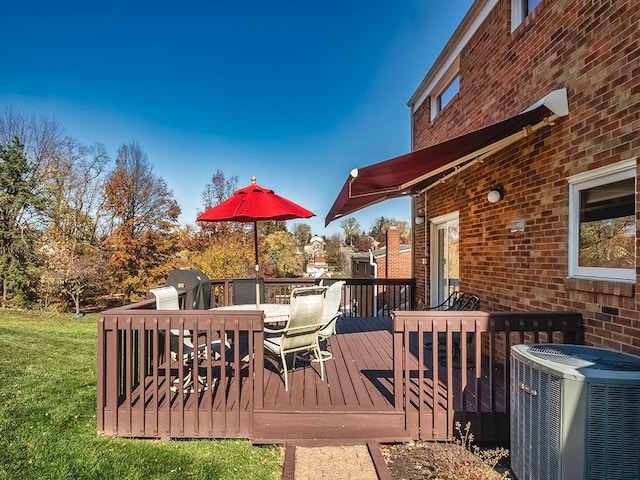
top-left (369, 251), bottom-right (378, 312)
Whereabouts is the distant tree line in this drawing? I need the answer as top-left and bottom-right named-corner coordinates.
top-left (0, 108), bottom-right (411, 314)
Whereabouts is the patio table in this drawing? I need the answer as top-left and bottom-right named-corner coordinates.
top-left (210, 303), bottom-right (290, 324)
top-left (210, 304), bottom-right (292, 368)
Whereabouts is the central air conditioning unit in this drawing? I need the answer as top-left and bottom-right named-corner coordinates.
top-left (510, 344), bottom-right (640, 480)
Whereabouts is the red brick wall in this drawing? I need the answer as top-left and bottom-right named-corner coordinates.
top-left (386, 227), bottom-right (400, 277)
top-left (412, 0), bottom-right (640, 354)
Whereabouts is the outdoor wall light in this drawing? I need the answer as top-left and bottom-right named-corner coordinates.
top-left (487, 184), bottom-right (505, 203)
top-left (415, 214), bottom-right (425, 225)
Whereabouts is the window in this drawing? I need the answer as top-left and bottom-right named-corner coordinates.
top-left (438, 76), bottom-right (459, 113)
top-left (511, 0), bottom-right (543, 31)
top-left (568, 160), bottom-right (636, 282)
top-left (429, 58), bottom-right (460, 121)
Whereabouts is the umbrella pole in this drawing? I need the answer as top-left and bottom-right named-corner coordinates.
top-left (254, 220), bottom-right (260, 309)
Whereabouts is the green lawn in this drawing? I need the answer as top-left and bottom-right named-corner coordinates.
top-left (0, 311), bottom-right (282, 480)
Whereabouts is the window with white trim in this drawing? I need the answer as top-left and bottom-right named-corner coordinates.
top-left (438, 76), bottom-right (459, 112)
top-left (429, 57), bottom-right (460, 121)
top-left (568, 160), bottom-right (636, 282)
top-left (511, 0), bottom-right (543, 31)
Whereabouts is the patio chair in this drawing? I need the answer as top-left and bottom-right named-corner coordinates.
top-left (233, 278), bottom-right (265, 305)
top-left (263, 286), bottom-right (327, 391)
top-left (429, 290), bottom-right (465, 311)
top-left (150, 286), bottom-right (229, 393)
top-left (315, 280), bottom-right (345, 361)
top-left (424, 290), bottom-right (464, 356)
top-left (425, 291), bottom-right (481, 360)
top-left (150, 285), bottom-right (180, 310)
top-left (460, 294), bottom-right (480, 311)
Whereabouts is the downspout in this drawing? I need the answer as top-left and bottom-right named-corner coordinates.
top-left (369, 251), bottom-right (377, 314)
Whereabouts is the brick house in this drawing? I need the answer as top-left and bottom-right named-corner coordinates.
top-left (351, 227), bottom-right (412, 280)
top-left (327, 0), bottom-right (639, 354)
top-left (350, 227), bottom-right (412, 314)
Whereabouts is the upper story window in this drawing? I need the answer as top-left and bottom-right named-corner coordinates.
top-left (438, 76), bottom-right (459, 113)
top-left (511, 0), bottom-right (543, 31)
top-left (429, 58), bottom-right (460, 121)
top-left (568, 159), bottom-right (636, 283)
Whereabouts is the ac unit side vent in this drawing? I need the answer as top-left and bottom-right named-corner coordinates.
top-left (510, 355), bottom-right (561, 480)
top-left (587, 384), bottom-right (640, 480)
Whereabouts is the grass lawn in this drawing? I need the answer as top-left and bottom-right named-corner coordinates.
top-left (0, 310), bottom-right (282, 479)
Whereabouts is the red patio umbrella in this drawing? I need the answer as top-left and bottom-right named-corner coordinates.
top-left (196, 177), bottom-right (315, 306)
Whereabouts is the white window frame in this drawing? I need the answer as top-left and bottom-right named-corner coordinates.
top-left (429, 57), bottom-right (460, 121)
top-left (511, 0), bottom-right (543, 31)
top-left (438, 76), bottom-right (459, 112)
top-left (429, 211), bottom-right (459, 306)
top-left (568, 159), bottom-right (636, 283)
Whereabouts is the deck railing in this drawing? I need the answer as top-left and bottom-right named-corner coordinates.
top-left (97, 303), bottom-right (267, 438)
top-left (98, 279), bottom-right (582, 442)
top-left (209, 277), bottom-right (416, 316)
top-left (391, 310), bottom-right (583, 441)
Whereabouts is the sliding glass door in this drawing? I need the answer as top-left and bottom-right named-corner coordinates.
top-left (430, 212), bottom-right (459, 306)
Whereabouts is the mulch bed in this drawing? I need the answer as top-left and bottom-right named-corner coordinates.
top-left (381, 441), bottom-right (512, 480)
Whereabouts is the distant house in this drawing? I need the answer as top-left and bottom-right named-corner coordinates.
top-left (304, 235), bottom-right (330, 278)
top-left (328, 0), bottom-right (639, 354)
top-left (351, 227), bottom-right (412, 315)
top-left (351, 227), bottom-right (412, 280)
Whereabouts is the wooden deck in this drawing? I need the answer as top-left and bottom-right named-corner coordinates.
top-left (254, 316), bottom-right (406, 444)
top-left (98, 303), bottom-right (583, 444)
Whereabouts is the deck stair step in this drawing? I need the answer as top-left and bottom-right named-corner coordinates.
top-left (252, 409), bottom-right (408, 444)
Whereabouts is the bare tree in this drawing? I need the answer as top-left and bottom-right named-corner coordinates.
top-left (292, 222), bottom-right (312, 248)
top-left (369, 216), bottom-right (411, 244)
top-left (0, 107), bottom-right (67, 195)
top-left (340, 217), bottom-right (361, 246)
top-left (201, 168), bottom-right (239, 210)
top-left (38, 139), bottom-right (110, 312)
top-left (44, 138), bottom-right (109, 242)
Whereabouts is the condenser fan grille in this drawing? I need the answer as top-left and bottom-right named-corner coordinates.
top-left (527, 345), bottom-right (640, 371)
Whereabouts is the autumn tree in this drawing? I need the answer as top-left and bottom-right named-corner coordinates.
top-left (102, 142), bottom-right (181, 300)
top-left (0, 137), bottom-right (46, 307)
top-left (188, 231), bottom-right (253, 279)
top-left (324, 233), bottom-right (350, 275)
top-left (264, 230), bottom-right (305, 277)
top-left (187, 169), bottom-right (256, 279)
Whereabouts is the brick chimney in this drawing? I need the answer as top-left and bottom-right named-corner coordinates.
top-left (385, 226), bottom-right (400, 278)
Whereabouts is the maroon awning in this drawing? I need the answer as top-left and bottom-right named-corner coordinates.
top-left (325, 89), bottom-right (568, 226)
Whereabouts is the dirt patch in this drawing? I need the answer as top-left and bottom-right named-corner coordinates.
top-left (381, 441), bottom-right (512, 480)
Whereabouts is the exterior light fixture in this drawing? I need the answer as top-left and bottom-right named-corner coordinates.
top-left (415, 215), bottom-right (425, 225)
top-left (487, 184), bottom-right (505, 203)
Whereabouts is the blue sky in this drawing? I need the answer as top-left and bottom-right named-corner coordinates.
top-left (1, 0), bottom-right (473, 237)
